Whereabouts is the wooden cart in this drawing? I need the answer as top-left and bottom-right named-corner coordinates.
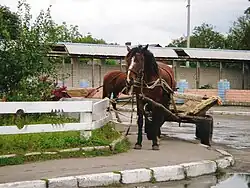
top-left (140, 92), bottom-right (222, 146)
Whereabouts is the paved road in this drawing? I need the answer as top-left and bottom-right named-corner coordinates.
top-left (1, 106), bottom-right (249, 184)
top-left (112, 106), bottom-right (250, 174)
top-left (113, 105), bottom-right (250, 149)
top-left (111, 107), bottom-right (250, 188)
top-left (159, 114), bottom-right (250, 174)
top-left (0, 135), bottom-right (221, 183)
top-left (161, 115), bottom-right (250, 149)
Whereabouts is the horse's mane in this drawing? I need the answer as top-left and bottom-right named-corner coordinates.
top-left (127, 45), bottom-right (159, 75)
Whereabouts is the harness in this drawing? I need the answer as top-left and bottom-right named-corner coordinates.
top-left (128, 61), bottom-right (177, 114)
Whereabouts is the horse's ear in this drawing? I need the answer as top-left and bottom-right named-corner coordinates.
top-left (143, 44), bottom-right (149, 51)
top-left (126, 46), bottom-right (131, 52)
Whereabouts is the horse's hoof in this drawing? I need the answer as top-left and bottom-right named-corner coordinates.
top-left (157, 137), bottom-right (161, 145)
top-left (152, 145), bottom-right (160, 150)
top-left (117, 118), bottom-right (122, 123)
top-left (134, 144), bottom-right (142, 150)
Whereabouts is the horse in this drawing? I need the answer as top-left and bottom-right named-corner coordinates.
top-left (125, 44), bottom-right (176, 150)
top-left (102, 70), bottom-right (128, 122)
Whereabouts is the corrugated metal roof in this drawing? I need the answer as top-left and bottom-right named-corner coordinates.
top-left (54, 42), bottom-right (250, 62)
top-left (184, 48), bottom-right (250, 61)
top-left (61, 42), bottom-right (179, 58)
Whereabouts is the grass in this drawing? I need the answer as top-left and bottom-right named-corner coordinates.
top-left (215, 167), bottom-right (227, 179)
top-left (0, 139), bottom-right (131, 166)
top-left (0, 114), bottom-right (131, 166)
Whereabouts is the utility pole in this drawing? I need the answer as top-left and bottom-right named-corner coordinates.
top-left (186, 0), bottom-right (191, 67)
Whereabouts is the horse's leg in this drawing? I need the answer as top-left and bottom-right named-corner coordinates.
top-left (151, 114), bottom-right (160, 150)
top-left (134, 96), bottom-right (144, 150)
top-left (112, 92), bottom-right (122, 123)
top-left (144, 102), bottom-right (153, 137)
top-left (157, 91), bottom-right (170, 141)
top-left (151, 105), bottom-right (166, 150)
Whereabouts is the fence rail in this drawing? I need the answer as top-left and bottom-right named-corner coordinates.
top-left (0, 98), bottom-right (111, 135)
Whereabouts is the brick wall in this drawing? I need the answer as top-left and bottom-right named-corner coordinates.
top-left (184, 89), bottom-right (250, 103)
top-left (225, 90), bottom-right (250, 103)
top-left (184, 89), bottom-right (218, 97)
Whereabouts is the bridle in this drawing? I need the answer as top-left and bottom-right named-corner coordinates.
top-left (126, 51), bottom-right (145, 94)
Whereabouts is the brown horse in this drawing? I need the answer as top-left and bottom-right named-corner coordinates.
top-left (125, 44), bottom-right (176, 150)
top-left (102, 70), bottom-right (128, 122)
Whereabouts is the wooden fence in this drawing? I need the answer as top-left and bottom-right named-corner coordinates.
top-left (0, 98), bottom-right (111, 136)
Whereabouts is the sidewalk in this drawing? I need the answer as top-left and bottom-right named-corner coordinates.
top-left (0, 135), bottom-right (222, 184)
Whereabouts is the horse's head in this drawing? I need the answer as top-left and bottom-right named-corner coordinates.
top-left (125, 44), bottom-right (159, 94)
top-left (125, 44), bottom-right (148, 85)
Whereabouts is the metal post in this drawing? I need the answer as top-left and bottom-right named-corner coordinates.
top-left (120, 58), bottom-right (122, 72)
top-left (92, 57), bottom-right (94, 87)
top-left (71, 57), bottom-right (74, 87)
top-left (99, 64), bottom-right (102, 87)
top-left (242, 62), bottom-right (245, 89)
top-left (186, 0), bottom-right (191, 67)
top-left (172, 60), bottom-right (178, 81)
top-left (62, 57), bottom-right (65, 87)
top-left (196, 61), bottom-right (200, 89)
top-left (219, 62), bottom-right (223, 80)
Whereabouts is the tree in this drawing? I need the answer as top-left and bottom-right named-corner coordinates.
top-left (167, 23), bottom-right (227, 68)
top-left (74, 33), bottom-right (106, 44)
top-left (0, 0), bottom-right (60, 100)
top-left (52, 23), bottom-right (106, 45)
top-left (244, 0), bottom-right (250, 14)
top-left (0, 5), bottom-right (21, 40)
top-left (191, 23), bottom-right (226, 49)
top-left (167, 36), bottom-right (187, 48)
top-left (226, 10), bottom-right (250, 50)
top-left (53, 22), bottom-right (82, 42)
top-left (52, 24), bottom-right (107, 64)
top-left (167, 23), bottom-right (226, 49)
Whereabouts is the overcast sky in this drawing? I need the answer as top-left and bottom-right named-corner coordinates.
top-left (1, 0), bottom-right (249, 46)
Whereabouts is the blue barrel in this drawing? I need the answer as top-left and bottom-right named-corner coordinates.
top-left (218, 79), bottom-right (230, 102)
top-left (80, 79), bottom-right (89, 88)
top-left (176, 79), bottom-right (189, 104)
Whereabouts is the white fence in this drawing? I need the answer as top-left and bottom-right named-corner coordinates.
top-left (0, 98), bottom-right (111, 136)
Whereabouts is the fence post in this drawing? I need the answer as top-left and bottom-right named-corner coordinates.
top-left (80, 112), bottom-right (93, 140)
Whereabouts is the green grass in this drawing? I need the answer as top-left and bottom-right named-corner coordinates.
top-left (0, 119), bottom-right (121, 154)
top-left (0, 114), bottom-right (131, 166)
top-left (0, 138), bottom-right (131, 166)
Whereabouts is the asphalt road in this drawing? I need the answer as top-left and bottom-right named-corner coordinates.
top-left (110, 109), bottom-right (250, 188)
top-left (112, 109), bottom-right (250, 149)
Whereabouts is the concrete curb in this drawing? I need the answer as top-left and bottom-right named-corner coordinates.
top-left (0, 147), bottom-right (234, 188)
top-left (0, 146), bottom-right (110, 160)
top-left (0, 135), bottom-right (126, 160)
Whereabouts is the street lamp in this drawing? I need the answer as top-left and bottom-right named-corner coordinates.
top-left (186, 0), bottom-right (191, 67)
